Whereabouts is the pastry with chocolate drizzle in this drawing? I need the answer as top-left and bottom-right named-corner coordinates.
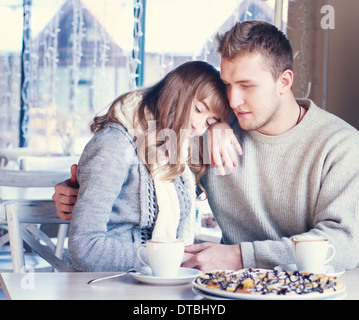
top-left (195, 268), bottom-right (343, 297)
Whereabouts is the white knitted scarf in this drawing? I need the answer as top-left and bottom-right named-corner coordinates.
top-left (114, 92), bottom-right (196, 244)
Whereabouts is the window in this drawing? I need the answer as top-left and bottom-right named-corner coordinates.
top-left (0, 0), bottom-right (287, 155)
top-left (144, 0), bottom-right (283, 84)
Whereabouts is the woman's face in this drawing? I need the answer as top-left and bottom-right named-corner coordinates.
top-left (188, 97), bottom-right (220, 137)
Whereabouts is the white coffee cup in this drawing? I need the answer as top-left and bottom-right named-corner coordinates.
top-left (137, 238), bottom-right (185, 277)
top-left (292, 236), bottom-right (336, 273)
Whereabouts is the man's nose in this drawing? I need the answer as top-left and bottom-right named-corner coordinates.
top-left (228, 88), bottom-right (245, 109)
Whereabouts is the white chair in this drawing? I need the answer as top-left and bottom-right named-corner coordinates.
top-left (0, 148), bottom-right (35, 162)
top-left (18, 155), bottom-right (79, 261)
top-left (0, 148), bottom-right (35, 169)
top-left (18, 155), bottom-right (79, 171)
top-left (0, 169), bottom-right (70, 272)
top-left (0, 156), bottom-right (8, 168)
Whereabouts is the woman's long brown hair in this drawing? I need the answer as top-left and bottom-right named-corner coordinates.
top-left (91, 61), bottom-right (231, 193)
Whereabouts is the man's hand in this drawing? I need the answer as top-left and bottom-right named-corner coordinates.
top-left (208, 122), bottom-right (242, 176)
top-left (181, 242), bottom-right (243, 271)
top-left (52, 164), bottom-right (79, 220)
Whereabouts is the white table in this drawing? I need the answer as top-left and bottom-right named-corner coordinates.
top-left (1, 268), bottom-right (359, 300)
top-left (0, 272), bottom-right (198, 300)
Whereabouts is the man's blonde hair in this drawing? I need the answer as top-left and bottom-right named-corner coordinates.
top-left (217, 20), bottom-right (293, 80)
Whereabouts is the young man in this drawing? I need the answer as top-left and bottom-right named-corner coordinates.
top-left (53, 21), bottom-right (359, 271)
top-left (183, 20), bottom-right (359, 271)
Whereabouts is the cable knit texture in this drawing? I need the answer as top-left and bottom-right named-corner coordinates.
top-left (69, 93), bottom-right (196, 272)
top-left (202, 99), bottom-right (359, 270)
top-left (113, 92), bottom-right (196, 243)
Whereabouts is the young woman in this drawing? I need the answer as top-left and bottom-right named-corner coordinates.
top-left (67, 61), bottom-right (232, 272)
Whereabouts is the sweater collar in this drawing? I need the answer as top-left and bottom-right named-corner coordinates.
top-left (246, 99), bottom-right (320, 145)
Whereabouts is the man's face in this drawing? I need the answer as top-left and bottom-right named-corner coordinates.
top-left (220, 53), bottom-right (283, 135)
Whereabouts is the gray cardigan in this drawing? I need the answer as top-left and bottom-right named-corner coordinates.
top-left (68, 123), bottom-right (190, 272)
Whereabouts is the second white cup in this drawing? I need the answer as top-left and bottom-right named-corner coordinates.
top-left (292, 236), bottom-right (336, 273)
top-left (137, 238), bottom-right (185, 277)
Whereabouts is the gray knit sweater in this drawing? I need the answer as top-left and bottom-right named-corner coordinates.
top-left (68, 123), bottom-right (191, 272)
top-left (202, 99), bottom-right (359, 269)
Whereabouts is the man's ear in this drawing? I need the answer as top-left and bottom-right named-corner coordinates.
top-left (278, 69), bottom-right (294, 94)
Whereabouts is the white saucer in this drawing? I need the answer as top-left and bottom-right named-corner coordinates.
top-left (129, 267), bottom-right (202, 285)
top-left (192, 283), bottom-right (347, 300)
top-left (274, 264), bottom-right (345, 277)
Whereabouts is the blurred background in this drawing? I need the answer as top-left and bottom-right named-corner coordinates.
top-left (1, 0), bottom-right (358, 156)
top-left (0, 0), bottom-right (358, 244)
